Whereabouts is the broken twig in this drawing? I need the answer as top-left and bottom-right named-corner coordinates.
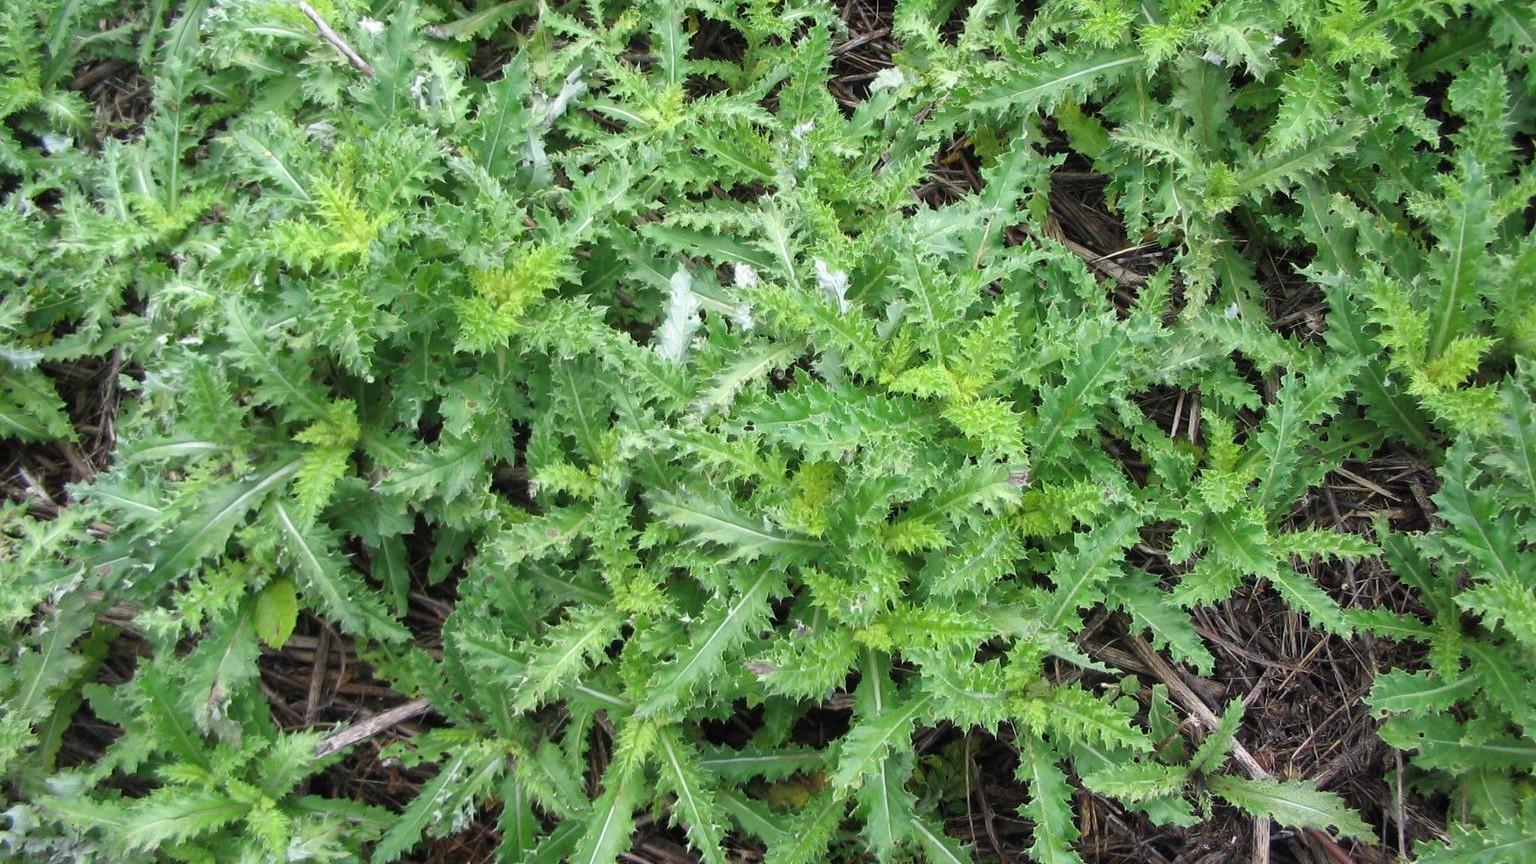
top-left (298, 2), bottom-right (375, 77)
top-left (315, 697), bottom-right (431, 757)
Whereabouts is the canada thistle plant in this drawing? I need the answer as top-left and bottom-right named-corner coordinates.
top-left (1, 0), bottom-right (1534, 862)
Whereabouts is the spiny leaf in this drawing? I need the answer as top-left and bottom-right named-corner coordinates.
top-left (1030, 327), bottom-right (1128, 466)
top-left (655, 732), bottom-right (728, 864)
top-left (471, 54), bottom-right (531, 176)
top-left (1082, 761), bottom-right (1189, 803)
top-left (762, 793), bottom-right (844, 864)
top-left (154, 460), bottom-right (301, 579)
top-left (649, 490), bottom-right (821, 562)
top-left (694, 344), bottom-right (798, 414)
top-left (638, 569), bottom-right (782, 716)
top-left (1190, 700), bottom-right (1244, 774)
top-left (1379, 715), bottom-right (1536, 772)
top-left (1110, 571), bottom-right (1215, 675)
top-left (1366, 670), bottom-right (1478, 718)
top-left (1416, 808), bottom-right (1536, 864)
top-left (716, 789), bottom-right (789, 845)
top-left (223, 300), bottom-right (327, 419)
top-left (123, 791), bottom-right (248, 850)
top-left (966, 49), bottom-right (1142, 117)
top-left (830, 691), bottom-right (930, 791)
top-left (0, 369), bottom-right (75, 442)
top-left (1428, 158), bottom-right (1494, 360)
top-left (514, 605), bottom-right (624, 713)
top-left (371, 742), bottom-right (507, 864)
top-left (1435, 440), bottom-right (1527, 587)
top-left (1206, 775), bottom-right (1374, 841)
top-left (911, 816), bottom-right (974, 864)
top-left (1016, 739), bottom-right (1082, 864)
top-left (697, 747), bottom-right (825, 781)
top-left (1021, 685), bottom-right (1150, 753)
top-left (1236, 122), bottom-right (1362, 199)
top-left (1043, 511), bottom-right (1143, 630)
top-left (274, 501), bottom-right (407, 642)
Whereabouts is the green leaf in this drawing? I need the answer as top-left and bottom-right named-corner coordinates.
top-left (1435, 440), bottom-right (1527, 588)
top-left (643, 224), bottom-right (776, 271)
top-left (653, 0), bottom-right (688, 87)
top-left (1025, 685), bottom-right (1150, 753)
top-left (638, 568), bottom-right (782, 716)
top-left (1206, 775), bottom-right (1374, 841)
top-left (124, 791), bottom-right (249, 850)
top-left (9, 597), bottom-right (91, 727)
top-left (1190, 700), bottom-right (1243, 774)
top-left (471, 55), bottom-right (532, 177)
top-left (0, 369), bottom-right (75, 442)
top-left (694, 344), bottom-right (798, 415)
top-left (274, 501), bottom-right (408, 642)
top-left (371, 535), bottom-right (411, 615)
top-left (716, 789), bottom-right (789, 845)
top-left (1082, 761), bottom-right (1189, 803)
top-left (427, 0), bottom-right (524, 40)
top-left (649, 491), bottom-right (821, 563)
top-left (830, 691), bottom-right (930, 791)
top-left (155, 460), bottom-right (301, 579)
top-left (514, 605), bottom-right (623, 713)
top-left (1459, 579), bottom-right (1536, 652)
top-left (371, 741), bottom-right (507, 864)
top-left (369, 0), bottom-right (420, 118)
top-left (497, 777), bottom-right (537, 861)
top-left (1320, 270), bottom-right (1430, 451)
top-left (1267, 564), bottom-right (1353, 636)
top-left (253, 577), bottom-right (299, 649)
top-left (1110, 571), bottom-right (1215, 674)
top-left (967, 49), bottom-right (1141, 117)
top-left (1380, 715), bottom-right (1536, 772)
top-left (1249, 361), bottom-right (1359, 515)
top-left (1366, 670), bottom-right (1477, 717)
top-left (1416, 807), bottom-right (1536, 864)
top-left (138, 666), bottom-right (212, 769)
top-left (852, 651), bottom-right (916, 862)
top-left (697, 747), bottom-right (825, 781)
top-left (1016, 739), bottom-right (1082, 864)
top-left (377, 436), bottom-right (491, 504)
top-left (1043, 511), bottom-right (1142, 630)
top-left (229, 125), bottom-right (310, 202)
top-left (1428, 159), bottom-right (1494, 360)
top-left (223, 300), bottom-right (327, 419)
top-left (911, 816), bottom-right (974, 864)
top-left (744, 378), bottom-right (931, 460)
top-left (655, 732), bottom-right (728, 864)
top-left (1030, 328), bottom-right (1128, 466)
top-left (1236, 122), bottom-right (1362, 199)
top-left (1466, 642), bottom-right (1536, 734)
top-left (1267, 61), bottom-right (1341, 154)
top-left (762, 793), bottom-right (844, 864)
top-left (966, 139), bottom-right (1050, 264)
top-left (571, 767), bottom-right (640, 864)
top-left (1488, 377), bottom-right (1536, 512)
top-left (518, 820), bottom-right (584, 864)
top-left (184, 603), bottom-right (261, 732)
